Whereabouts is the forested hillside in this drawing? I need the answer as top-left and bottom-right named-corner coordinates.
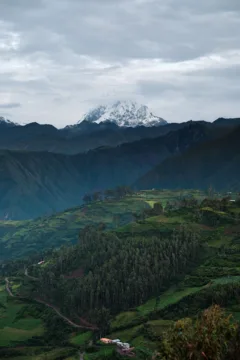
top-left (2, 190), bottom-right (240, 359)
top-left (26, 225), bottom-right (200, 316)
top-left (0, 188), bottom-right (149, 260)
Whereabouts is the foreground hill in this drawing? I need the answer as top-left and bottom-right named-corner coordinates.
top-left (135, 125), bottom-right (240, 191)
top-left (0, 189), bottom-right (204, 260)
top-left (0, 123), bottom-right (214, 219)
top-left (2, 191), bottom-right (240, 359)
top-left (0, 195), bottom-right (150, 260)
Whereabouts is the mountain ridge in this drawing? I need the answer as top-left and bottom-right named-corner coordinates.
top-left (0, 116), bottom-right (19, 127)
top-left (134, 125), bottom-right (240, 191)
top-left (0, 122), bottom-right (231, 219)
top-left (0, 118), bottom-right (239, 155)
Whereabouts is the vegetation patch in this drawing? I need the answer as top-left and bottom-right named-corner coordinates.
top-left (137, 286), bottom-right (203, 316)
top-left (70, 331), bottom-right (93, 345)
top-left (110, 311), bottom-right (139, 331)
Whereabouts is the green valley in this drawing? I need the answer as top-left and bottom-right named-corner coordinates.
top-left (1, 189), bottom-right (240, 359)
top-left (0, 189), bottom-right (206, 260)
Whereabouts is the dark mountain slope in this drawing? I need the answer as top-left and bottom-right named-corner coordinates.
top-left (0, 117), bottom-right (238, 154)
top-left (135, 126), bottom-right (240, 191)
top-left (213, 117), bottom-right (240, 128)
top-left (0, 123), bottom-right (217, 219)
top-left (0, 120), bottom-right (181, 154)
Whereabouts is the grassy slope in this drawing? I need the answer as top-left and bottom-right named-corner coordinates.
top-left (103, 200), bottom-right (240, 357)
top-left (0, 281), bottom-right (44, 347)
top-left (2, 189), bottom-right (240, 359)
top-left (0, 190), bottom-right (205, 260)
top-left (0, 196), bottom-right (149, 259)
top-left (0, 279), bottom-right (79, 359)
top-left (0, 190), bottom-right (202, 358)
top-left (61, 201), bottom-right (240, 359)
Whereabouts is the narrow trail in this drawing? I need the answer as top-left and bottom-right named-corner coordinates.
top-left (5, 277), bottom-right (14, 297)
top-left (24, 267), bottom-right (39, 281)
top-left (23, 266), bottom-right (98, 330)
top-left (34, 297), bottom-right (98, 330)
top-left (13, 267), bottom-right (98, 330)
top-left (75, 314), bottom-right (98, 329)
top-left (79, 352), bottom-right (85, 360)
top-left (4, 277), bottom-right (88, 359)
top-left (4, 276), bottom-right (97, 330)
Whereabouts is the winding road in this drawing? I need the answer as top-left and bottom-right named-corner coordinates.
top-left (79, 352), bottom-right (85, 360)
top-left (24, 267), bottom-right (39, 281)
top-left (5, 277), bottom-right (14, 297)
top-left (33, 297), bottom-right (97, 330)
top-left (5, 278), bottom-right (88, 359)
top-left (4, 275), bottom-right (97, 331)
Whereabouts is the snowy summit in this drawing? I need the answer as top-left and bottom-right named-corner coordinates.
top-left (78, 101), bottom-right (167, 127)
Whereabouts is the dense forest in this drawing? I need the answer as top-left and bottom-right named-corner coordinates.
top-left (21, 225), bottom-right (200, 322)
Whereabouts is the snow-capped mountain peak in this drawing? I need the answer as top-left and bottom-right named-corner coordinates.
top-left (78, 101), bottom-right (167, 127)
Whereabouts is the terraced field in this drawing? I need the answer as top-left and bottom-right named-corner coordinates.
top-left (0, 189), bottom-right (208, 260)
top-left (2, 190), bottom-right (240, 359)
top-left (0, 282), bottom-right (44, 347)
top-left (0, 197), bottom-right (149, 259)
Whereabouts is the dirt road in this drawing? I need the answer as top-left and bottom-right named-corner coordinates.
top-left (23, 267), bottom-right (98, 330)
top-left (34, 297), bottom-right (97, 330)
top-left (24, 267), bottom-right (39, 281)
top-left (5, 277), bottom-right (14, 297)
top-left (4, 276), bottom-right (97, 330)
top-left (79, 352), bottom-right (85, 360)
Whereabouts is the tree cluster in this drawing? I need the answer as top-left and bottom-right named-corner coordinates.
top-left (30, 225), bottom-right (200, 329)
top-left (82, 185), bottom-right (134, 203)
top-left (158, 305), bottom-right (240, 360)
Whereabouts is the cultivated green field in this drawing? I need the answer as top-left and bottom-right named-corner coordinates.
top-left (0, 281), bottom-right (44, 347)
top-left (1, 189), bottom-right (240, 359)
top-left (0, 196), bottom-right (149, 259)
top-left (0, 189), bottom-right (209, 260)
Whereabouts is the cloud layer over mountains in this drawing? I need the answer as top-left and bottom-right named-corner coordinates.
top-left (0, 0), bottom-right (240, 126)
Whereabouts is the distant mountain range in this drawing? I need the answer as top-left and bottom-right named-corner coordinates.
top-left (1, 110), bottom-right (240, 155)
top-left (0, 101), bottom-right (168, 154)
top-left (0, 119), bottom-right (178, 154)
top-left (135, 124), bottom-right (240, 192)
top-left (1, 102), bottom-right (240, 219)
top-left (0, 120), bottom-right (239, 220)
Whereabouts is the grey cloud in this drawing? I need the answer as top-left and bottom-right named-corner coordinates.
top-left (0, 0), bottom-right (239, 126)
top-left (195, 65), bottom-right (240, 80)
top-left (137, 81), bottom-right (180, 96)
top-left (0, 102), bottom-right (21, 108)
top-left (0, 112), bottom-right (11, 118)
top-left (2, 0), bottom-right (237, 61)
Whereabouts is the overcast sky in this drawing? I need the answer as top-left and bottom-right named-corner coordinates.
top-left (0, 0), bottom-right (240, 127)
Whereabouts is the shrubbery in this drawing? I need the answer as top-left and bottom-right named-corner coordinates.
top-left (158, 305), bottom-right (240, 360)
